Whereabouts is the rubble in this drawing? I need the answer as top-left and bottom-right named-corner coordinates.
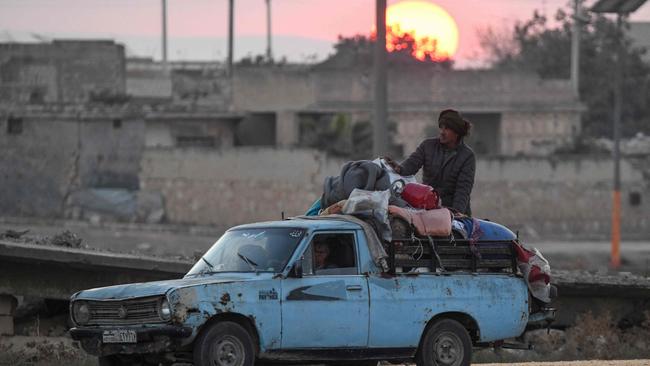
top-left (0, 227), bottom-right (195, 263)
top-left (0, 228), bottom-right (86, 249)
top-left (0, 336), bottom-right (95, 366)
top-left (50, 230), bottom-right (83, 248)
top-left (1, 229), bottom-right (29, 239)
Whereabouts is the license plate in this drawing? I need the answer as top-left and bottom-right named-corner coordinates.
top-left (102, 329), bottom-right (137, 344)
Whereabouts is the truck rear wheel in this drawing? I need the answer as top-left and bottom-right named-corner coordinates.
top-left (416, 319), bottom-right (471, 366)
top-left (193, 321), bottom-right (255, 366)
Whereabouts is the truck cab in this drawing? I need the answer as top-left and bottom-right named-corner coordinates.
top-left (70, 217), bottom-right (542, 366)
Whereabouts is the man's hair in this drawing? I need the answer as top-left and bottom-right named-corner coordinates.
top-left (438, 108), bottom-right (472, 138)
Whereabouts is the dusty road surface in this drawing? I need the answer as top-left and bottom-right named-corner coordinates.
top-left (481, 361), bottom-right (650, 366)
top-left (3, 216), bottom-right (650, 274)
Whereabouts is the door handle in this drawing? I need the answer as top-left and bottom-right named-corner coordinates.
top-left (346, 285), bottom-right (362, 291)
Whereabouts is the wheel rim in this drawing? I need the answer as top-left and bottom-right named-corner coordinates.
top-left (211, 335), bottom-right (246, 366)
top-left (432, 331), bottom-right (464, 366)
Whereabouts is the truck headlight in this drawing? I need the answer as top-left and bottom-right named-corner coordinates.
top-left (73, 301), bottom-right (90, 325)
top-left (159, 298), bottom-right (171, 321)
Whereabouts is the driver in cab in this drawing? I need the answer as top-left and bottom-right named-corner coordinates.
top-left (314, 241), bottom-right (338, 270)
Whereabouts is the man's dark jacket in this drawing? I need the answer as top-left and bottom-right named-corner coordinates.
top-left (398, 138), bottom-right (476, 215)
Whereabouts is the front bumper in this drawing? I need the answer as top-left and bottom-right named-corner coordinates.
top-left (70, 325), bottom-right (193, 356)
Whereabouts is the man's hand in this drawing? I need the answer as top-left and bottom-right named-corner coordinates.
top-left (382, 156), bottom-right (401, 174)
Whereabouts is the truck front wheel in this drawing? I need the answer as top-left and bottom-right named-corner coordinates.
top-left (416, 319), bottom-right (471, 366)
top-left (193, 321), bottom-right (255, 366)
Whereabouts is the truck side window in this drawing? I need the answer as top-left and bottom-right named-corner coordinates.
top-left (303, 233), bottom-right (357, 276)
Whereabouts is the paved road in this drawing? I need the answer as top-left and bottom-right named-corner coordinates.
top-left (2, 216), bottom-right (650, 274)
top-left (528, 240), bottom-right (650, 274)
top-left (481, 361), bottom-right (650, 366)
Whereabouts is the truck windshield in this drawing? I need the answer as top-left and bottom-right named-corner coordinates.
top-left (186, 227), bottom-right (306, 276)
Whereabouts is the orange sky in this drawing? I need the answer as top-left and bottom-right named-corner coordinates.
top-left (2, 0), bottom-right (650, 66)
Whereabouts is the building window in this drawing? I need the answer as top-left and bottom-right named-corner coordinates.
top-left (629, 192), bottom-right (642, 207)
top-left (29, 90), bottom-right (45, 104)
top-left (7, 116), bottom-right (23, 135)
top-left (176, 136), bottom-right (216, 148)
top-left (113, 119), bottom-right (122, 129)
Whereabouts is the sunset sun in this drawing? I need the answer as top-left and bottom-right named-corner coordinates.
top-left (386, 1), bottom-right (459, 60)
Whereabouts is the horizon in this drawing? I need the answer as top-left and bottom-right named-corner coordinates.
top-left (3, 0), bottom-right (650, 67)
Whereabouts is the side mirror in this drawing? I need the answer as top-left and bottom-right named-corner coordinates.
top-left (289, 257), bottom-right (303, 278)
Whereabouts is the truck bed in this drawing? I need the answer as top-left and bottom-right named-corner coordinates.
top-left (387, 237), bottom-right (518, 274)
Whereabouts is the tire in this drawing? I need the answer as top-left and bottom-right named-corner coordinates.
top-left (193, 321), bottom-right (255, 366)
top-left (416, 319), bottom-right (472, 366)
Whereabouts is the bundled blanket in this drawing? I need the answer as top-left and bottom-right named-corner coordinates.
top-left (322, 160), bottom-right (392, 208)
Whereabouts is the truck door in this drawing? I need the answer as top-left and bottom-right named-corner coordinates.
top-left (281, 231), bottom-right (369, 348)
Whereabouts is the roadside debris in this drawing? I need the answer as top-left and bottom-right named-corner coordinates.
top-left (50, 230), bottom-right (82, 248)
top-left (0, 228), bottom-right (84, 248)
top-left (0, 227), bottom-right (195, 263)
top-left (1, 229), bottom-right (29, 239)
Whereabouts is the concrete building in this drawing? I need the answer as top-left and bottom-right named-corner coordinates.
top-left (2, 39), bottom-right (583, 157)
top-left (0, 106), bottom-right (142, 218)
top-left (10, 39), bottom-right (642, 241)
top-left (0, 40), bottom-right (125, 105)
top-left (233, 64), bottom-right (583, 157)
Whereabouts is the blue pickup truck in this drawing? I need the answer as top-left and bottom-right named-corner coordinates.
top-left (70, 216), bottom-right (552, 366)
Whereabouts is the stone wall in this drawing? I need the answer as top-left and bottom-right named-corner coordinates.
top-left (144, 115), bottom-right (237, 149)
top-left (233, 66), bottom-right (315, 112)
top-left (231, 66), bottom-right (583, 156)
top-left (0, 111), bottom-right (144, 217)
top-left (501, 111), bottom-right (581, 156)
top-left (139, 148), bottom-right (341, 228)
top-left (0, 40), bottom-right (125, 104)
top-left (139, 148), bottom-right (650, 240)
top-left (0, 117), bottom-right (78, 216)
top-left (473, 156), bottom-right (650, 240)
top-left (78, 117), bottom-right (145, 189)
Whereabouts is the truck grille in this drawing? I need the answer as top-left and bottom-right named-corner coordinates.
top-left (87, 297), bottom-right (165, 325)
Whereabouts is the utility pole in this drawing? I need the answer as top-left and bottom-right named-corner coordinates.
top-left (570, 0), bottom-right (582, 97)
top-left (266, 0), bottom-right (273, 60)
top-left (161, 0), bottom-right (168, 70)
top-left (373, 0), bottom-right (388, 157)
top-left (591, 0), bottom-right (648, 269)
top-left (611, 13), bottom-right (623, 268)
top-left (228, 0), bottom-right (234, 77)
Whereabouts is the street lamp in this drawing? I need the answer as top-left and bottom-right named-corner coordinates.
top-left (161, 0), bottom-right (167, 70)
top-left (591, 0), bottom-right (647, 269)
top-left (373, 0), bottom-right (388, 157)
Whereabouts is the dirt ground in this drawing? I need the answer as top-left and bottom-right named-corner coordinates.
top-left (480, 361), bottom-right (650, 365)
top-left (1, 337), bottom-right (650, 366)
top-left (2, 217), bottom-right (650, 365)
top-left (0, 336), bottom-right (95, 366)
top-left (3, 216), bottom-right (650, 274)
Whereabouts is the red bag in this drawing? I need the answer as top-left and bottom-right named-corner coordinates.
top-left (401, 183), bottom-right (440, 210)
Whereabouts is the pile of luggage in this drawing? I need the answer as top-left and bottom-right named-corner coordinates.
top-left (305, 158), bottom-right (554, 306)
top-left (307, 158), bottom-right (461, 242)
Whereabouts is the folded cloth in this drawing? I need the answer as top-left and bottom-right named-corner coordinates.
top-left (513, 242), bottom-right (552, 303)
top-left (320, 200), bottom-right (346, 215)
top-left (388, 206), bottom-right (452, 237)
